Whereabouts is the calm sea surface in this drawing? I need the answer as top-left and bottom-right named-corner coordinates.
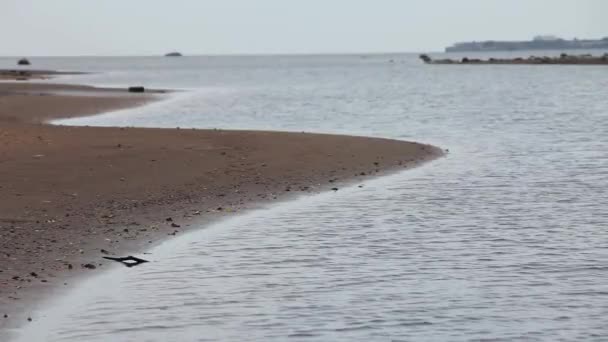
top-left (3, 52), bottom-right (608, 341)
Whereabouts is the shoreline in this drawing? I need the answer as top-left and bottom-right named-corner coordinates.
top-left (0, 69), bottom-right (86, 82)
top-left (0, 80), bottom-right (443, 337)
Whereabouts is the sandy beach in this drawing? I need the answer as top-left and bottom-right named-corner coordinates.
top-left (0, 80), bottom-right (443, 333)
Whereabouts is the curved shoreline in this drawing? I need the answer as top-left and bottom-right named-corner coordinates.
top-left (0, 81), bottom-right (443, 337)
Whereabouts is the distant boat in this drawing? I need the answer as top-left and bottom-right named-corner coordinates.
top-left (165, 52), bottom-right (183, 57)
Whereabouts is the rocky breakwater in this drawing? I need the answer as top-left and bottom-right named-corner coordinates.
top-left (419, 53), bottom-right (608, 65)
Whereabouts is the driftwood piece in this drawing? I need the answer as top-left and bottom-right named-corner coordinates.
top-left (103, 255), bottom-right (149, 268)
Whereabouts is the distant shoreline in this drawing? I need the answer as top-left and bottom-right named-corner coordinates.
top-left (445, 37), bottom-right (608, 53)
top-left (420, 53), bottom-right (608, 65)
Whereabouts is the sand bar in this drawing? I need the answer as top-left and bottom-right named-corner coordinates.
top-left (0, 81), bottom-right (443, 334)
top-left (0, 69), bottom-right (85, 81)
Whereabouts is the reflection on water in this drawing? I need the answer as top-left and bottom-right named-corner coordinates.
top-left (10, 53), bottom-right (608, 341)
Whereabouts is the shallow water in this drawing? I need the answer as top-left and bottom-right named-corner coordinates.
top-left (5, 53), bottom-right (608, 341)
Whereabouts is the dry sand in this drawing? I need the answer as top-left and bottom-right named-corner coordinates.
top-left (0, 81), bottom-right (443, 333)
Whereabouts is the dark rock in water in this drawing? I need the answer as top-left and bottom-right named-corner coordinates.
top-left (165, 52), bottom-right (183, 57)
top-left (103, 256), bottom-right (149, 268)
top-left (128, 86), bottom-right (145, 93)
top-left (419, 54), bottom-right (432, 63)
top-left (17, 58), bottom-right (30, 66)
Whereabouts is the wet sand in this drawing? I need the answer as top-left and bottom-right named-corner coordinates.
top-left (0, 81), bottom-right (443, 333)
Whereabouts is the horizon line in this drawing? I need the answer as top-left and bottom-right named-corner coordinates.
top-left (0, 50), bottom-right (444, 59)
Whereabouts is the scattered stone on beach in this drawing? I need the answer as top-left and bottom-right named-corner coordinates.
top-left (82, 263), bottom-right (96, 270)
top-left (29, 272), bottom-right (38, 278)
top-left (100, 249), bottom-right (110, 255)
top-left (128, 86), bottom-right (145, 93)
top-left (331, 187), bottom-right (339, 191)
top-left (18, 58), bottom-right (31, 66)
top-left (165, 217), bottom-right (173, 222)
top-left (27, 317), bottom-right (32, 322)
top-left (171, 223), bottom-right (180, 228)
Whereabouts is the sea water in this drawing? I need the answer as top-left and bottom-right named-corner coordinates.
top-left (3, 52), bottom-right (608, 341)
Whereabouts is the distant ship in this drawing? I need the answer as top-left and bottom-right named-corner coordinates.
top-left (445, 36), bottom-right (608, 53)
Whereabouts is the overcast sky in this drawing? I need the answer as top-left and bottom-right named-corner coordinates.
top-left (1, 0), bottom-right (606, 56)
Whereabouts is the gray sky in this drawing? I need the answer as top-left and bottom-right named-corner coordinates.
top-left (1, 0), bottom-right (606, 56)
